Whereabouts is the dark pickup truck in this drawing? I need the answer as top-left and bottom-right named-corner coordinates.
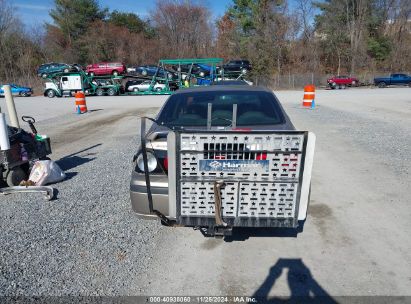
top-left (374, 73), bottom-right (411, 88)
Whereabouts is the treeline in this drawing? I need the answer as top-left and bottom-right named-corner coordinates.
top-left (0, 0), bottom-right (410, 87)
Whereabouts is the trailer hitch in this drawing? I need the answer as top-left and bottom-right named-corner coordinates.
top-left (0, 186), bottom-right (54, 201)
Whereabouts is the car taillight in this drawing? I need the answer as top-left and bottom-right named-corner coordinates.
top-left (163, 157), bottom-right (168, 170)
top-left (256, 153), bottom-right (267, 160)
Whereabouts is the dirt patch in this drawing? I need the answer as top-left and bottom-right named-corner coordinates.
top-left (49, 108), bottom-right (155, 152)
top-left (200, 239), bottom-right (223, 250)
top-left (309, 203), bottom-right (333, 218)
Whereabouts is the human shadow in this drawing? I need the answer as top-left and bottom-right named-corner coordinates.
top-left (56, 144), bottom-right (102, 172)
top-left (253, 258), bottom-right (337, 304)
top-left (224, 221), bottom-right (305, 242)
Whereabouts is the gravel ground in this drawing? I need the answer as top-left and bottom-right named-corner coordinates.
top-left (0, 88), bottom-right (410, 298)
top-left (0, 98), bottom-right (166, 295)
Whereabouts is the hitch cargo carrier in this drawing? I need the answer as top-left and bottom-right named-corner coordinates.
top-left (166, 130), bottom-right (315, 229)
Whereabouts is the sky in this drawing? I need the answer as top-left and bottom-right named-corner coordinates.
top-left (11, 0), bottom-right (233, 27)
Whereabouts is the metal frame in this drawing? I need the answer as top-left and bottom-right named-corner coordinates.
top-left (168, 130), bottom-right (312, 229)
top-left (0, 186), bottom-right (54, 200)
top-left (157, 58), bottom-right (224, 90)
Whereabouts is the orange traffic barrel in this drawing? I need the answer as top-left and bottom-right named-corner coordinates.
top-left (302, 85), bottom-right (315, 107)
top-left (74, 91), bottom-right (88, 114)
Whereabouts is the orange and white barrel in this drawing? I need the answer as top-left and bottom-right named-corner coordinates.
top-left (74, 91), bottom-right (88, 114)
top-left (302, 85), bottom-right (315, 107)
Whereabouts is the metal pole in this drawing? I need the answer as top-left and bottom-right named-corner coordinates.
top-left (232, 104), bottom-right (237, 129)
top-left (0, 112), bottom-right (11, 150)
top-left (4, 85), bottom-right (20, 128)
top-left (207, 103), bottom-right (212, 130)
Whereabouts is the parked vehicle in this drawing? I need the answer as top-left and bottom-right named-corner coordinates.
top-left (37, 63), bottom-right (73, 78)
top-left (130, 85), bottom-right (316, 237)
top-left (217, 60), bottom-right (252, 75)
top-left (125, 79), bottom-right (144, 91)
top-left (0, 84), bottom-right (33, 97)
top-left (86, 62), bottom-right (126, 76)
top-left (72, 63), bottom-right (84, 71)
top-left (327, 75), bottom-right (359, 89)
top-left (127, 65), bottom-right (176, 79)
top-left (374, 73), bottom-right (411, 88)
top-left (172, 63), bottom-right (212, 77)
top-left (127, 80), bottom-right (165, 92)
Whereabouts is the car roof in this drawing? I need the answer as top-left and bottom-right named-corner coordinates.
top-left (174, 85), bottom-right (270, 94)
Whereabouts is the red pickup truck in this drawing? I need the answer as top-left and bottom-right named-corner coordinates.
top-left (327, 75), bottom-right (359, 89)
top-left (86, 62), bottom-right (126, 76)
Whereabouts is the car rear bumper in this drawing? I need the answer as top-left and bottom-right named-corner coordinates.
top-left (129, 171), bottom-right (170, 220)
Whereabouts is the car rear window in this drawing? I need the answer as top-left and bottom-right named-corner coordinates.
top-left (157, 90), bottom-right (285, 127)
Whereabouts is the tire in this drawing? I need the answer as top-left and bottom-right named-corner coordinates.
top-left (133, 88), bottom-right (139, 92)
top-left (107, 88), bottom-right (116, 96)
top-left (6, 166), bottom-right (28, 187)
top-left (352, 80), bottom-right (358, 87)
top-left (341, 84), bottom-right (346, 89)
top-left (46, 90), bottom-right (56, 98)
top-left (112, 70), bottom-right (119, 76)
top-left (378, 82), bottom-right (386, 88)
top-left (95, 88), bottom-right (104, 96)
top-left (63, 68), bottom-right (69, 73)
top-left (408, 82), bottom-right (411, 87)
top-left (141, 70), bottom-right (148, 76)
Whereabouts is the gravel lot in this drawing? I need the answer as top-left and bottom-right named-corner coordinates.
top-left (0, 88), bottom-right (410, 299)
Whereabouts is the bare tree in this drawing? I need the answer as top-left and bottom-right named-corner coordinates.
top-left (0, 0), bottom-right (14, 37)
top-left (151, 0), bottom-right (213, 58)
